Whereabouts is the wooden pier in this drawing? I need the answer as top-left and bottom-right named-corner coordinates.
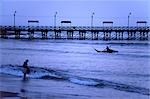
top-left (0, 25), bottom-right (150, 40)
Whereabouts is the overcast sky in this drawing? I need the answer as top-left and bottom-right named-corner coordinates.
top-left (0, 0), bottom-right (150, 26)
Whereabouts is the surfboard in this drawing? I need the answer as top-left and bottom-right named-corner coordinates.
top-left (22, 67), bottom-right (30, 74)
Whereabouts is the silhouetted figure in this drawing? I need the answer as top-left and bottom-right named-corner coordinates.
top-left (106, 46), bottom-right (111, 52)
top-left (22, 59), bottom-right (30, 80)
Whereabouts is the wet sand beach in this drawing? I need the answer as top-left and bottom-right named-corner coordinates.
top-left (0, 73), bottom-right (149, 99)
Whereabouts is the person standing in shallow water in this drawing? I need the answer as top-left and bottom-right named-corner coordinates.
top-left (22, 59), bottom-right (30, 80)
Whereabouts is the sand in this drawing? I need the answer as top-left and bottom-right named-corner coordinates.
top-left (0, 74), bottom-right (149, 99)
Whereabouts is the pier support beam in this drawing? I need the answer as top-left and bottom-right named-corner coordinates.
top-left (67, 30), bottom-right (73, 39)
top-left (41, 30), bottom-right (48, 39)
top-left (128, 31), bottom-right (137, 40)
top-left (145, 31), bottom-right (149, 40)
top-left (1, 30), bottom-right (7, 38)
top-left (103, 31), bottom-right (111, 40)
top-left (54, 30), bottom-right (61, 39)
top-left (15, 30), bottom-right (21, 39)
top-left (133, 31), bottom-right (136, 40)
top-left (118, 31), bottom-right (124, 40)
top-left (79, 30), bottom-right (86, 40)
top-left (140, 31), bottom-right (143, 40)
top-left (139, 31), bottom-right (142, 40)
top-left (128, 31), bottom-right (134, 40)
top-left (140, 31), bottom-right (149, 40)
top-left (91, 30), bottom-right (99, 40)
top-left (115, 31), bottom-right (124, 40)
top-left (28, 30), bottom-right (34, 39)
top-left (121, 31), bottom-right (124, 40)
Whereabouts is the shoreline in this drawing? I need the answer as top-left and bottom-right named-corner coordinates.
top-left (0, 73), bottom-right (149, 99)
top-left (0, 91), bottom-right (19, 98)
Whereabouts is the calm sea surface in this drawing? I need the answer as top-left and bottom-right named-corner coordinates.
top-left (0, 39), bottom-right (150, 97)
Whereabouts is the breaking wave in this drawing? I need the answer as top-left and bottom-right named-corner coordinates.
top-left (0, 64), bottom-right (149, 95)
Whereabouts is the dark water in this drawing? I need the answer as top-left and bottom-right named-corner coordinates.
top-left (0, 39), bottom-right (150, 96)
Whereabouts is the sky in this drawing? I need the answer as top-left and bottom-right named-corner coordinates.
top-left (0, 0), bottom-right (150, 26)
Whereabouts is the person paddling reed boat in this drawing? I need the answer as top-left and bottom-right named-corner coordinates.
top-left (94, 46), bottom-right (118, 53)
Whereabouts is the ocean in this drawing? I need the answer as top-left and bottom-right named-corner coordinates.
top-left (0, 39), bottom-right (150, 99)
